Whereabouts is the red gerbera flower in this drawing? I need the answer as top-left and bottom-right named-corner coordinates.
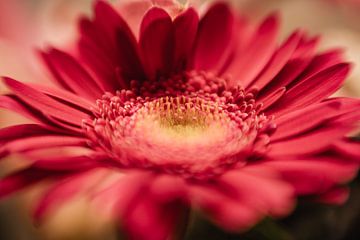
top-left (1, 1), bottom-right (360, 239)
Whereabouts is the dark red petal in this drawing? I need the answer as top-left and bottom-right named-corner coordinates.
top-left (316, 187), bottom-right (350, 205)
top-left (140, 7), bottom-right (174, 80)
top-left (0, 124), bottom-right (69, 145)
top-left (80, 1), bottom-right (144, 89)
top-left (250, 31), bottom-right (302, 90)
top-left (191, 2), bottom-right (235, 72)
top-left (268, 63), bottom-right (351, 116)
top-left (272, 98), bottom-right (360, 141)
top-left (333, 139), bottom-right (360, 162)
top-left (3, 78), bottom-right (90, 126)
top-left (41, 48), bottom-right (103, 101)
top-left (32, 155), bottom-right (104, 171)
top-left (229, 14), bottom-right (279, 88)
top-left (78, 19), bottom-right (120, 91)
top-left (0, 168), bottom-right (50, 198)
top-left (123, 190), bottom-right (184, 240)
top-left (98, 0), bottom-right (145, 81)
top-left (173, 7), bottom-right (199, 71)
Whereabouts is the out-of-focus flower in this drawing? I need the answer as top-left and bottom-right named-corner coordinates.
top-left (0, 0), bottom-right (92, 86)
top-left (0, 1), bottom-right (359, 240)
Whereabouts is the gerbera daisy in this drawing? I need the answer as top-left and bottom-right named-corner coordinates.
top-left (0, 0), bottom-right (359, 239)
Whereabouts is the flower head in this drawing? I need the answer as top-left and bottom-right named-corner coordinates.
top-left (1, 1), bottom-right (360, 239)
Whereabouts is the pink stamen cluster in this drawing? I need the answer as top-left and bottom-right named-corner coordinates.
top-left (83, 71), bottom-right (275, 179)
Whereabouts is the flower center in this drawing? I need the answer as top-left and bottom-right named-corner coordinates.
top-left (83, 71), bottom-right (274, 179)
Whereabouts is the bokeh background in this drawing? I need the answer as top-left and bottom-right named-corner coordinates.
top-left (0, 0), bottom-right (359, 239)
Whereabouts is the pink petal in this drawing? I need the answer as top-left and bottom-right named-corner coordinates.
top-left (229, 14), bottom-right (279, 88)
top-left (1, 135), bottom-right (88, 157)
top-left (0, 95), bottom-right (53, 124)
top-left (91, 171), bottom-right (154, 219)
top-left (269, 124), bottom-right (353, 156)
top-left (139, 7), bottom-right (174, 80)
top-left (29, 83), bottom-right (94, 113)
top-left (173, 7), bottom-right (199, 71)
top-left (34, 169), bottom-right (103, 222)
top-left (292, 49), bottom-right (344, 85)
top-left (41, 48), bottom-right (103, 100)
top-left (268, 63), bottom-right (351, 116)
top-left (116, 0), bottom-right (183, 38)
top-left (250, 30), bottom-right (302, 90)
top-left (3, 77), bottom-right (90, 126)
top-left (259, 36), bottom-right (319, 96)
top-left (219, 169), bottom-right (294, 217)
top-left (191, 2), bottom-right (235, 72)
top-left (189, 184), bottom-right (261, 231)
top-left (272, 98), bottom-right (360, 141)
top-left (257, 87), bottom-right (286, 110)
top-left (263, 157), bottom-right (358, 195)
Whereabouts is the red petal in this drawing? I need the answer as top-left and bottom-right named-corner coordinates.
top-left (250, 31), bottom-right (302, 90)
top-left (91, 171), bottom-right (153, 218)
top-left (259, 36), bottom-right (319, 96)
top-left (292, 48), bottom-right (344, 86)
top-left (316, 187), bottom-right (350, 205)
top-left (189, 184), bottom-right (261, 231)
top-left (124, 178), bottom-right (186, 240)
top-left (173, 8), bottom-right (199, 71)
top-left (258, 87), bottom-right (286, 110)
top-left (1, 136), bottom-right (88, 157)
top-left (32, 155), bottom-right (104, 171)
top-left (140, 7), bottom-right (174, 80)
top-left (80, 1), bottom-right (144, 88)
top-left (3, 78), bottom-right (90, 126)
top-left (263, 157), bottom-right (358, 195)
top-left (272, 98), bottom-right (360, 141)
top-left (29, 83), bottom-right (94, 114)
top-left (333, 139), bottom-right (360, 162)
top-left (34, 170), bottom-right (103, 222)
top-left (219, 169), bottom-right (294, 217)
top-left (269, 124), bottom-right (353, 156)
top-left (0, 124), bottom-right (68, 145)
top-left (229, 14), bottom-right (279, 88)
top-left (0, 95), bottom-right (52, 124)
top-left (0, 168), bottom-right (50, 198)
top-left (41, 48), bottom-right (103, 101)
top-left (191, 2), bottom-right (235, 72)
top-left (268, 63), bottom-right (351, 115)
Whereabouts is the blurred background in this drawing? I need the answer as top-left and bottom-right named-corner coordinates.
top-left (0, 0), bottom-right (359, 239)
